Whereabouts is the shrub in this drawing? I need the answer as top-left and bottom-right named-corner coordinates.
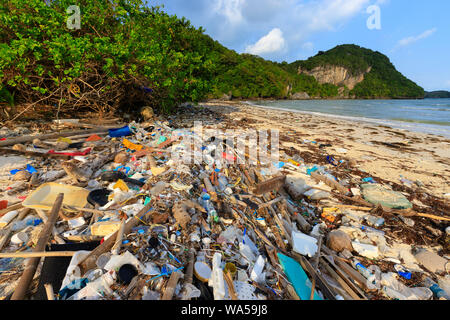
top-left (0, 0), bottom-right (214, 119)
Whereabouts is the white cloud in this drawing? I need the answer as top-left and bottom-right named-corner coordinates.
top-left (211, 0), bottom-right (244, 25)
top-left (245, 28), bottom-right (287, 56)
top-left (302, 42), bottom-right (314, 51)
top-left (395, 28), bottom-right (437, 50)
top-left (293, 0), bottom-right (370, 34)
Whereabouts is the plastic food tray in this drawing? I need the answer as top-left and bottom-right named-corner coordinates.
top-left (22, 182), bottom-right (90, 211)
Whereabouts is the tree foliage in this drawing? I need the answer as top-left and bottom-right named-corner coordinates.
top-left (0, 0), bottom-right (214, 116)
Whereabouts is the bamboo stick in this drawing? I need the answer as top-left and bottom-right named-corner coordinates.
top-left (0, 251), bottom-right (76, 259)
top-left (44, 283), bottom-right (55, 301)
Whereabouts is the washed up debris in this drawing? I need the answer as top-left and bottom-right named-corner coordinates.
top-left (0, 110), bottom-right (447, 301)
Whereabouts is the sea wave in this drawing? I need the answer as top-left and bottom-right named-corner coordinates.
top-left (400, 106), bottom-right (450, 112)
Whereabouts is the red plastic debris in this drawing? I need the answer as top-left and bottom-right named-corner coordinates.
top-left (47, 148), bottom-right (92, 157)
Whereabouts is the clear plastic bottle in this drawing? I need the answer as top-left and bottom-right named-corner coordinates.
top-left (198, 191), bottom-right (219, 223)
top-left (217, 173), bottom-right (228, 192)
top-left (423, 277), bottom-right (450, 300)
top-left (352, 259), bottom-right (375, 283)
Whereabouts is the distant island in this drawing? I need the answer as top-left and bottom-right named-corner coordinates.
top-left (207, 43), bottom-right (425, 101)
top-left (424, 91), bottom-right (450, 98)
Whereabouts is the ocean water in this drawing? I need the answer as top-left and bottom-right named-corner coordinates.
top-left (247, 99), bottom-right (450, 138)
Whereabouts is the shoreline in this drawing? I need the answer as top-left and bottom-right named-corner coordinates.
top-left (201, 100), bottom-right (450, 197)
top-left (242, 100), bottom-right (450, 139)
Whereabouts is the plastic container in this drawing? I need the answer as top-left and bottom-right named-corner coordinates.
top-left (194, 261), bottom-right (211, 283)
top-left (109, 126), bottom-right (132, 138)
top-left (352, 259), bottom-right (375, 283)
top-left (210, 252), bottom-right (225, 300)
top-left (0, 210), bottom-right (19, 228)
top-left (217, 174), bottom-right (228, 192)
top-left (11, 232), bottom-right (28, 245)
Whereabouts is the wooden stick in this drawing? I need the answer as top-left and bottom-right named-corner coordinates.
top-left (185, 249), bottom-right (196, 285)
top-left (333, 205), bottom-right (372, 211)
top-left (161, 271), bottom-right (182, 300)
top-left (17, 208), bottom-right (32, 221)
top-left (415, 212), bottom-right (450, 222)
top-left (320, 256), bottom-right (363, 300)
top-left (290, 252), bottom-right (337, 300)
top-left (44, 283), bottom-right (55, 300)
top-left (0, 251), bottom-right (76, 259)
top-left (0, 128), bottom-right (110, 148)
top-left (11, 193), bottom-right (64, 300)
top-left (111, 219), bottom-right (126, 255)
top-left (309, 236), bottom-right (323, 300)
top-left (64, 235), bottom-right (103, 242)
top-left (311, 172), bottom-right (349, 195)
top-left (0, 148), bottom-right (70, 160)
top-left (0, 227), bottom-right (12, 251)
top-left (224, 272), bottom-right (238, 300)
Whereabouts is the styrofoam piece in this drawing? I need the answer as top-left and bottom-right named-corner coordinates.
top-left (103, 250), bottom-right (144, 272)
top-left (352, 242), bottom-right (380, 259)
top-left (68, 217), bottom-right (86, 229)
top-left (292, 231), bottom-right (318, 258)
top-left (250, 255), bottom-right (266, 283)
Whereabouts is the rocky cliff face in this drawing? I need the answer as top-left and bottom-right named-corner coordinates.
top-left (298, 65), bottom-right (372, 90)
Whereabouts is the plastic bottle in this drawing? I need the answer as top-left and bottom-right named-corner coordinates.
top-left (198, 191), bottom-right (219, 223)
top-left (217, 173), bottom-right (228, 192)
top-left (210, 252), bottom-right (225, 300)
top-left (365, 216), bottom-right (385, 228)
top-left (352, 259), bottom-right (375, 283)
top-left (423, 277), bottom-right (450, 300)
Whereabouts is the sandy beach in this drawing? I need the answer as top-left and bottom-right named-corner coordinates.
top-left (199, 101), bottom-right (450, 199)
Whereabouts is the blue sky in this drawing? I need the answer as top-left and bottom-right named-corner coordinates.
top-left (151, 0), bottom-right (450, 91)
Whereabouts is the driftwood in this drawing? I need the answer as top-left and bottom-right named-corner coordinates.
top-left (0, 251), bottom-right (76, 259)
top-left (0, 128), bottom-right (110, 148)
top-left (253, 175), bottom-right (286, 195)
top-left (161, 271), bottom-right (182, 300)
top-left (11, 193), bottom-right (64, 300)
top-left (311, 172), bottom-right (349, 195)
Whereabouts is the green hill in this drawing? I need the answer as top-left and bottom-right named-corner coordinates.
top-left (285, 44), bottom-right (425, 99)
top-left (425, 91), bottom-right (450, 98)
top-left (205, 42), bottom-right (425, 100)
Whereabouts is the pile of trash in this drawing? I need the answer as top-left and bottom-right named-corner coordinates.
top-left (0, 108), bottom-right (448, 301)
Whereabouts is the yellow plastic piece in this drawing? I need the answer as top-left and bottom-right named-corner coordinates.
top-left (113, 179), bottom-right (129, 192)
top-left (90, 221), bottom-right (121, 237)
top-left (22, 183), bottom-right (89, 211)
top-left (58, 137), bottom-right (72, 144)
top-left (123, 139), bottom-right (144, 151)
